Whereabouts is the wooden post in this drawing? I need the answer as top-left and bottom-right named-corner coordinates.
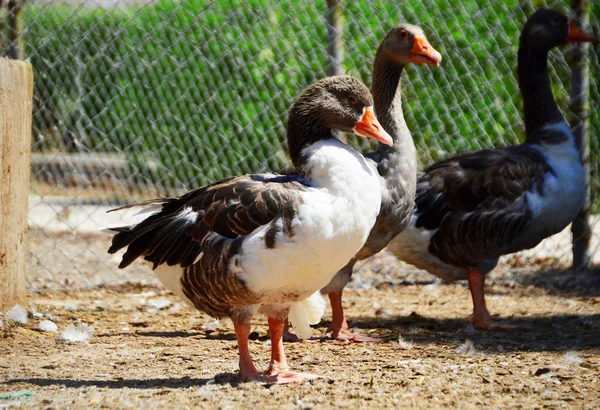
top-left (326, 0), bottom-right (344, 76)
top-left (570, 0), bottom-right (592, 270)
top-left (0, 57), bottom-right (34, 311)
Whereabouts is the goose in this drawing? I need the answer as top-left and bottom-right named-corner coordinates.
top-left (107, 76), bottom-right (392, 384)
top-left (283, 24), bottom-right (442, 342)
top-left (387, 9), bottom-right (595, 329)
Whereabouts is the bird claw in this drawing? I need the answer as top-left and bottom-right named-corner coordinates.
top-left (243, 370), bottom-right (318, 384)
top-left (331, 328), bottom-right (381, 343)
top-left (282, 330), bottom-right (322, 343)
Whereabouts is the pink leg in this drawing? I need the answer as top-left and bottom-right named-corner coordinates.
top-left (262, 317), bottom-right (318, 384)
top-left (468, 271), bottom-right (514, 330)
top-left (234, 323), bottom-right (259, 381)
top-left (329, 292), bottom-right (380, 342)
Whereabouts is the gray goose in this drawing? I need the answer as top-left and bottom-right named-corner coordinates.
top-left (285, 25), bottom-right (441, 342)
top-left (387, 9), bottom-right (595, 329)
top-left (108, 76), bottom-right (392, 384)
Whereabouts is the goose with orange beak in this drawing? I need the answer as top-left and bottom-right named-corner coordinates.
top-left (108, 76), bottom-right (392, 384)
top-left (283, 24), bottom-right (442, 343)
top-left (387, 9), bottom-right (595, 330)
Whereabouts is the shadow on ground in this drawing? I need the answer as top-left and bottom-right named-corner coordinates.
top-left (129, 312), bottom-right (600, 352)
top-left (343, 312), bottom-right (600, 351)
top-left (5, 373), bottom-right (241, 389)
top-left (514, 268), bottom-right (600, 296)
top-left (391, 267), bottom-right (600, 297)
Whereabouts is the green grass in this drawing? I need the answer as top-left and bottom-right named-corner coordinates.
top-left (11, 0), bottom-right (600, 208)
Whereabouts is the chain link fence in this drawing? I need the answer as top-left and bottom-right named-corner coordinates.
top-left (1, 0), bottom-right (598, 290)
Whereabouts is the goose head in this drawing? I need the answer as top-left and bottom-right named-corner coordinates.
top-left (519, 9), bottom-right (594, 136)
top-left (522, 9), bottom-right (595, 51)
top-left (287, 76), bottom-right (392, 165)
top-left (377, 24), bottom-right (442, 67)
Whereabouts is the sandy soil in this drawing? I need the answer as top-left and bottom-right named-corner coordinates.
top-left (1, 268), bottom-right (599, 409)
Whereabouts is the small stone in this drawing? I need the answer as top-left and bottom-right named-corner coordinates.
top-left (147, 299), bottom-right (172, 310)
top-left (167, 303), bottom-right (181, 314)
top-left (375, 308), bottom-right (393, 317)
top-left (39, 320), bottom-right (58, 333)
top-left (6, 305), bottom-right (28, 325)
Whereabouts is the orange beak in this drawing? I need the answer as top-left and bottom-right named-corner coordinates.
top-left (568, 21), bottom-right (595, 43)
top-left (353, 107), bottom-right (393, 146)
top-left (411, 35), bottom-right (442, 66)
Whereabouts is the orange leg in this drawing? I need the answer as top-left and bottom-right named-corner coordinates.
top-left (234, 323), bottom-right (259, 381)
top-left (329, 291), bottom-right (380, 342)
top-left (467, 271), bottom-right (513, 330)
top-left (263, 317), bottom-right (317, 384)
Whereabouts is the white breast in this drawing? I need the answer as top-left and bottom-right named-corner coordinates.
top-left (237, 139), bottom-right (382, 300)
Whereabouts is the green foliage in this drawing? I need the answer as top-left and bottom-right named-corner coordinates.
top-left (20, 0), bottom-right (600, 206)
top-left (25, 0), bottom-right (328, 188)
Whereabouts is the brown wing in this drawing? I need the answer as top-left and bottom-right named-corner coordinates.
top-left (108, 173), bottom-right (310, 269)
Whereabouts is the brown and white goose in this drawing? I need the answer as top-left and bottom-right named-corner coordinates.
top-left (387, 9), bottom-right (595, 329)
top-left (107, 76), bottom-right (392, 383)
top-left (284, 25), bottom-right (441, 342)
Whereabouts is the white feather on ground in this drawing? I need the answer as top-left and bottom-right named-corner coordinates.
top-left (397, 335), bottom-right (414, 350)
top-left (201, 318), bottom-right (221, 331)
top-left (6, 305), bottom-right (28, 325)
top-left (288, 291), bottom-right (326, 340)
top-left (563, 351), bottom-right (584, 365)
top-left (60, 323), bottom-right (94, 343)
top-left (456, 339), bottom-right (477, 355)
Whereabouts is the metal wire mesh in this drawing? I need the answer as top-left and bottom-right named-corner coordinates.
top-left (1, 0), bottom-right (598, 290)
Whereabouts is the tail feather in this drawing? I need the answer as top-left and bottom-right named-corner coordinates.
top-left (107, 199), bottom-right (167, 214)
top-left (288, 291), bottom-right (326, 340)
top-left (145, 217), bottom-right (196, 268)
top-left (107, 209), bottom-right (167, 254)
top-left (108, 200), bottom-right (201, 269)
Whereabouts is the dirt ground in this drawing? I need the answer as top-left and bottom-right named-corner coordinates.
top-left (2, 249), bottom-right (600, 409)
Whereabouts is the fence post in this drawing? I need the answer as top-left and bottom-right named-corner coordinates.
top-left (326, 0), bottom-right (344, 76)
top-left (570, 0), bottom-right (592, 270)
top-left (7, 0), bottom-right (24, 60)
top-left (0, 57), bottom-right (34, 311)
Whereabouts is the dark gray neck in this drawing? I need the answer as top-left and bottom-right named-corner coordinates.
top-left (518, 38), bottom-right (565, 139)
top-left (287, 112), bottom-right (331, 174)
top-left (371, 54), bottom-right (417, 190)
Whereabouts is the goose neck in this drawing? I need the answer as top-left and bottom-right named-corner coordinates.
top-left (518, 39), bottom-right (565, 138)
top-left (287, 112), bottom-right (332, 172)
top-left (371, 55), bottom-right (417, 186)
top-left (372, 56), bottom-right (409, 149)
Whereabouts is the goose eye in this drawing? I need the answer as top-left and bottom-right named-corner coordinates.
top-left (348, 95), bottom-right (358, 104)
top-left (552, 16), bottom-right (562, 25)
top-left (400, 30), bottom-right (408, 38)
